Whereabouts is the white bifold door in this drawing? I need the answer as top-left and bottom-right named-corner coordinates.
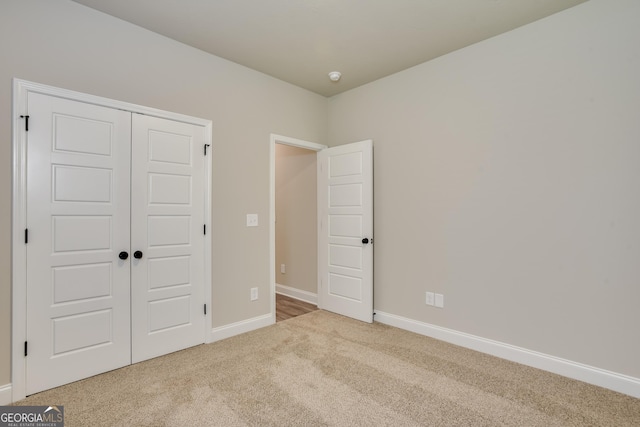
top-left (25, 93), bottom-right (206, 395)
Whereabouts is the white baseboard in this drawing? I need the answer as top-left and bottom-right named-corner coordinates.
top-left (209, 313), bottom-right (274, 343)
top-left (374, 310), bottom-right (640, 399)
top-left (276, 283), bottom-right (318, 305)
top-left (0, 383), bottom-right (12, 405)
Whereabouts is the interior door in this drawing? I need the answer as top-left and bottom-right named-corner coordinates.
top-left (25, 93), bottom-right (132, 394)
top-left (317, 140), bottom-right (373, 323)
top-left (131, 114), bottom-right (206, 363)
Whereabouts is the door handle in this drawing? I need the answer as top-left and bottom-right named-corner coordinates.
top-left (362, 238), bottom-right (369, 244)
top-left (119, 251), bottom-right (129, 260)
top-left (133, 250), bottom-right (143, 259)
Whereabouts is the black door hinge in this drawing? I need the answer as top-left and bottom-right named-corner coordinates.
top-left (204, 304), bottom-right (207, 315)
top-left (20, 115), bottom-right (29, 131)
top-left (24, 341), bottom-right (28, 357)
top-left (204, 144), bottom-right (211, 155)
top-left (25, 228), bottom-right (28, 244)
top-left (204, 224), bottom-right (206, 235)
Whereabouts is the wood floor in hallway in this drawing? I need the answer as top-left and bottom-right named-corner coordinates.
top-left (276, 293), bottom-right (317, 322)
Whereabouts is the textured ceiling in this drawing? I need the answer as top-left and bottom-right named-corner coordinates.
top-left (72, 0), bottom-right (588, 97)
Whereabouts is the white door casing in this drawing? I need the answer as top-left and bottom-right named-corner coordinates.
top-left (12, 80), bottom-right (212, 400)
top-left (131, 114), bottom-right (206, 363)
top-left (317, 140), bottom-right (373, 323)
top-left (25, 93), bottom-right (133, 394)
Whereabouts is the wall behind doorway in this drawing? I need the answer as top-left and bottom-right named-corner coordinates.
top-left (275, 144), bottom-right (317, 297)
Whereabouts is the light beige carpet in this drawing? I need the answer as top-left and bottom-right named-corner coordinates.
top-left (14, 310), bottom-right (640, 426)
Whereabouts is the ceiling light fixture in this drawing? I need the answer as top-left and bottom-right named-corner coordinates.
top-left (328, 71), bottom-right (341, 82)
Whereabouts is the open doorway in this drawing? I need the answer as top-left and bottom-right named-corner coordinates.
top-left (270, 135), bottom-right (374, 323)
top-left (275, 143), bottom-right (318, 321)
top-left (269, 134), bottom-right (327, 322)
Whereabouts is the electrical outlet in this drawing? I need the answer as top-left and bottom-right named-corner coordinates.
top-left (426, 292), bottom-right (435, 306)
top-left (435, 293), bottom-right (444, 308)
top-left (250, 287), bottom-right (258, 301)
top-left (246, 214), bottom-right (258, 227)
top-left (280, 264), bottom-right (286, 274)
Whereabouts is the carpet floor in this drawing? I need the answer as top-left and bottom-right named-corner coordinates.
top-left (13, 310), bottom-right (640, 426)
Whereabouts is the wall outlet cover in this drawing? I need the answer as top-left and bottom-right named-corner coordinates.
top-left (250, 287), bottom-right (258, 301)
top-left (435, 293), bottom-right (444, 308)
top-left (247, 214), bottom-right (258, 227)
top-left (426, 292), bottom-right (435, 306)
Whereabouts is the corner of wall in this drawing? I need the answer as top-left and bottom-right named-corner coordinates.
top-left (209, 314), bottom-right (274, 343)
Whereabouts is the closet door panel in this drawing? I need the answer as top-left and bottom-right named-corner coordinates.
top-left (131, 114), bottom-right (206, 363)
top-left (25, 93), bottom-right (132, 395)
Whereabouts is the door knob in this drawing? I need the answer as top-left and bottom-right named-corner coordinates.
top-left (362, 238), bottom-right (369, 244)
top-left (119, 251), bottom-right (129, 260)
top-left (133, 250), bottom-right (143, 259)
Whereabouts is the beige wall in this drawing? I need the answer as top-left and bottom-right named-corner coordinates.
top-left (0, 0), bottom-right (327, 386)
top-left (275, 144), bottom-right (317, 294)
top-left (2, 0), bottom-right (638, 394)
top-left (328, 0), bottom-right (640, 378)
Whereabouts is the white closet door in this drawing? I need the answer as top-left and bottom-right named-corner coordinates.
top-left (25, 93), bottom-right (132, 394)
top-left (131, 114), bottom-right (206, 363)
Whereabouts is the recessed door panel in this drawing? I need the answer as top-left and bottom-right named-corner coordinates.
top-left (148, 296), bottom-right (191, 333)
top-left (53, 309), bottom-right (112, 354)
top-left (148, 129), bottom-right (191, 165)
top-left (329, 184), bottom-right (362, 207)
top-left (147, 216), bottom-right (191, 246)
top-left (52, 216), bottom-right (111, 252)
top-left (53, 263), bottom-right (112, 303)
top-left (53, 114), bottom-right (112, 156)
top-left (329, 152), bottom-right (362, 178)
top-left (329, 215), bottom-right (362, 238)
top-left (328, 273), bottom-right (362, 301)
top-left (53, 165), bottom-right (112, 202)
top-left (148, 256), bottom-right (190, 290)
top-left (329, 245), bottom-right (362, 270)
top-left (149, 173), bottom-right (191, 205)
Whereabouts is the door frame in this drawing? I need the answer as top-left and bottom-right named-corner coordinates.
top-left (269, 134), bottom-right (327, 322)
top-left (11, 79), bottom-right (213, 402)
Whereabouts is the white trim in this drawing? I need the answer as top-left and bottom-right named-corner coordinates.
top-left (12, 79), bottom-right (211, 127)
top-left (0, 384), bottom-right (12, 405)
top-left (374, 310), bottom-right (640, 399)
top-left (276, 283), bottom-right (318, 305)
top-left (12, 79), bottom-right (30, 402)
top-left (271, 134), bottom-right (327, 151)
top-left (209, 314), bottom-right (273, 342)
top-left (269, 134), bottom-right (327, 325)
top-left (203, 122), bottom-right (213, 344)
top-left (11, 79), bottom-right (213, 402)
